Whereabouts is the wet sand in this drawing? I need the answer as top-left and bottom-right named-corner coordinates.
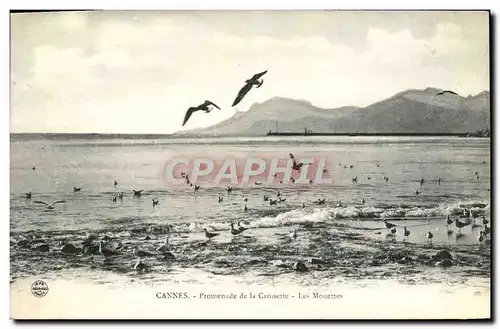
top-left (10, 218), bottom-right (491, 319)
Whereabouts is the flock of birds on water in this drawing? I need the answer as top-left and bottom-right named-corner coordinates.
top-left (22, 152), bottom-right (490, 272)
top-left (18, 83), bottom-right (489, 272)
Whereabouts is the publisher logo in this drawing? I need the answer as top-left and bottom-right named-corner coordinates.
top-left (31, 280), bottom-right (49, 298)
top-left (161, 154), bottom-right (333, 187)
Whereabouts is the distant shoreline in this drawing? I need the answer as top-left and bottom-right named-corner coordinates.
top-left (9, 132), bottom-right (490, 139)
top-left (265, 132), bottom-right (489, 137)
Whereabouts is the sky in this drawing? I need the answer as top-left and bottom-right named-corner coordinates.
top-left (10, 10), bottom-right (490, 133)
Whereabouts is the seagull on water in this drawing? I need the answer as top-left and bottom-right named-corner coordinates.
top-left (314, 198), bottom-right (326, 205)
top-left (98, 241), bottom-right (116, 258)
top-left (230, 223), bottom-right (243, 236)
top-left (156, 236), bottom-right (170, 253)
top-left (484, 224), bottom-right (490, 236)
top-left (289, 153), bottom-right (303, 172)
top-left (477, 231), bottom-right (485, 247)
top-left (454, 218), bottom-right (467, 234)
top-left (182, 100), bottom-right (221, 126)
top-left (133, 246), bottom-right (154, 258)
top-left (204, 228), bottom-right (219, 240)
top-left (237, 221), bottom-right (248, 232)
top-left (25, 192), bottom-right (32, 199)
top-left (232, 70), bottom-right (267, 106)
top-left (134, 260), bottom-right (149, 272)
top-left (446, 215), bottom-right (453, 228)
top-left (34, 200), bottom-right (66, 210)
top-left (427, 231), bottom-right (434, 244)
top-left (403, 227), bottom-right (410, 241)
top-left (73, 187), bottom-right (82, 192)
top-left (383, 219), bottom-right (396, 232)
top-left (133, 189), bottom-right (143, 197)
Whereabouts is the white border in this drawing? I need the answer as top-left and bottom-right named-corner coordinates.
top-left (2, 0), bottom-right (497, 328)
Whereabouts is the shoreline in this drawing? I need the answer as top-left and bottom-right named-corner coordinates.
top-left (266, 132), bottom-right (489, 137)
top-left (9, 133), bottom-right (491, 140)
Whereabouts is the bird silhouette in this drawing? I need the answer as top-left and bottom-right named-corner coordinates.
top-left (289, 153), bottom-right (303, 171)
top-left (232, 70), bottom-right (267, 106)
top-left (204, 228), bottom-right (219, 240)
top-left (182, 100), bottom-right (221, 126)
top-left (383, 219), bottom-right (396, 231)
top-left (237, 221), bottom-right (248, 232)
top-left (98, 241), bottom-right (117, 258)
top-left (427, 231), bottom-right (434, 244)
top-left (230, 223), bottom-right (243, 236)
top-left (34, 200), bottom-right (66, 210)
top-left (403, 227), bottom-right (410, 241)
top-left (133, 246), bottom-right (154, 258)
top-left (432, 90), bottom-right (458, 100)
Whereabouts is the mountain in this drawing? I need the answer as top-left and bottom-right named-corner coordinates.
top-left (178, 88), bottom-right (490, 135)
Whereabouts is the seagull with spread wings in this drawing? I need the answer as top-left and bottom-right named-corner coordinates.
top-left (182, 100), bottom-right (221, 126)
top-left (432, 90), bottom-right (458, 100)
top-left (34, 200), bottom-right (66, 210)
top-left (232, 70), bottom-right (267, 107)
top-left (289, 153), bottom-right (304, 172)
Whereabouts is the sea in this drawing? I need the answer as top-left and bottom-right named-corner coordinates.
top-left (9, 135), bottom-right (491, 319)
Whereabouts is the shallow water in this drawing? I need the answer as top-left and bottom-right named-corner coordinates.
top-left (10, 135), bottom-right (491, 296)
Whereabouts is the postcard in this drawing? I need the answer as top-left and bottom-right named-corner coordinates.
top-left (10, 10), bottom-right (490, 320)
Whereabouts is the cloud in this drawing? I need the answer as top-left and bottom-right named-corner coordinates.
top-left (10, 11), bottom-right (489, 133)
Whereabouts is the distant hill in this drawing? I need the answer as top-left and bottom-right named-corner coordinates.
top-left (178, 88), bottom-right (490, 135)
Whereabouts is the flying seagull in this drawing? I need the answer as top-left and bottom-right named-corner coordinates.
top-left (34, 200), bottom-right (66, 210)
top-left (432, 90), bottom-right (458, 100)
top-left (289, 153), bottom-right (304, 172)
top-left (232, 70), bottom-right (267, 107)
top-left (182, 100), bottom-right (221, 126)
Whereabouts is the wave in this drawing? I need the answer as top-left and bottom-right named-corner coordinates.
top-left (10, 199), bottom-right (490, 238)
